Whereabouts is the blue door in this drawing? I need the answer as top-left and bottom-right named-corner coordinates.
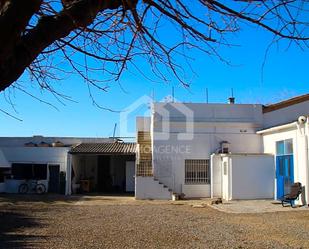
top-left (276, 155), bottom-right (294, 199)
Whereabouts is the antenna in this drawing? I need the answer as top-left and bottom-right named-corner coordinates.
top-left (113, 123), bottom-right (117, 138)
top-left (206, 88), bottom-right (209, 103)
top-left (228, 88), bottom-right (235, 104)
top-left (172, 86), bottom-right (175, 102)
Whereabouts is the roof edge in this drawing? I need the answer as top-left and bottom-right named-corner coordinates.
top-left (263, 93), bottom-right (309, 113)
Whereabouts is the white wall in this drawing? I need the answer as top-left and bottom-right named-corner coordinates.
top-left (228, 154), bottom-right (275, 200)
top-left (153, 132), bottom-right (262, 193)
top-left (211, 154), bottom-right (222, 198)
top-left (135, 177), bottom-right (171, 200)
top-left (182, 184), bottom-right (210, 198)
top-left (136, 117), bottom-right (151, 132)
top-left (1, 147), bottom-right (70, 172)
top-left (153, 102), bottom-right (263, 124)
top-left (263, 101), bottom-right (309, 128)
top-left (151, 103), bottom-right (264, 195)
top-left (0, 147), bottom-right (70, 194)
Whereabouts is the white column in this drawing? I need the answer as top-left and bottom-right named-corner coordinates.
top-left (65, 153), bottom-right (72, 195)
top-left (305, 119), bottom-right (309, 206)
top-left (210, 154), bottom-right (214, 198)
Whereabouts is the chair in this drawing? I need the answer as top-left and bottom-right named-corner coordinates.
top-left (281, 182), bottom-right (302, 208)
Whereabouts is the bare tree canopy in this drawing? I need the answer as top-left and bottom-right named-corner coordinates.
top-left (0, 0), bottom-right (308, 95)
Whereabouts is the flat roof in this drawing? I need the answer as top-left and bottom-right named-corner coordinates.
top-left (69, 142), bottom-right (136, 155)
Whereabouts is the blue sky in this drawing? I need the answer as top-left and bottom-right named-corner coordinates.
top-left (0, 9), bottom-right (308, 138)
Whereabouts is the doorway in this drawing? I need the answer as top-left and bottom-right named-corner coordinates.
top-left (222, 159), bottom-right (229, 200)
top-left (97, 156), bottom-right (112, 192)
top-left (48, 164), bottom-right (60, 193)
top-left (276, 155), bottom-right (294, 199)
top-left (125, 161), bottom-right (135, 192)
top-left (275, 139), bottom-right (294, 199)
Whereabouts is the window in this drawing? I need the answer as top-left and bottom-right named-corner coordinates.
top-left (0, 168), bottom-right (11, 183)
top-left (276, 139), bottom-right (293, 155)
top-left (223, 162), bottom-right (228, 175)
top-left (185, 159), bottom-right (210, 184)
top-left (276, 141), bottom-right (285, 155)
top-left (12, 163), bottom-right (47, 180)
top-left (285, 139), bottom-right (293, 154)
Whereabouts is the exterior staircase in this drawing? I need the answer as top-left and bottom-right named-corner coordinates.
top-left (135, 176), bottom-right (172, 200)
top-left (135, 131), bottom-right (172, 200)
top-left (136, 131), bottom-right (153, 176)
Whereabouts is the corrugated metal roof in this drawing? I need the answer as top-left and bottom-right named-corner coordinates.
top-left (69, 142), bottom-right (136, 155)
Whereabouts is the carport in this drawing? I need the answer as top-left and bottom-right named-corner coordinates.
top-left (69, 142), bottom-right (136, 194)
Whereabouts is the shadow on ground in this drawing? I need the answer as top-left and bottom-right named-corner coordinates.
top-left (0, 193), bottom-right (134, 205)
top-left (0, 194), bottom-right (81, 204)
top-left (0, 209), bottom-right (48, 248)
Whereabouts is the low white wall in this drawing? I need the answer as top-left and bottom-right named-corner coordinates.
top-left (4, 179), bottom-right (48, 193)
top-left (230, 155), bottom-right (275, 200)
top-left (135, 177), bottom-right (171, 200)
top-left (182, 184), bottom-right (210, 198)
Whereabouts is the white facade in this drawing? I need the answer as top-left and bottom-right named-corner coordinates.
top-left (136, 96), bottom-right (309, 203)
top-left (0, 136), bottom-right (113, 195)
top-left (258, 119), bottom-right (309, 205)
top-left (1, 95), bottom-right (308, 203)
top-left (151, 102), bottom-right (264, 198)
top-left (217, 154), bottom-right (274, 200)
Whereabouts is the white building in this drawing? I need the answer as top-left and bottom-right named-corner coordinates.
top-left (0, 136), bottom-right (136, 195)
top-left (136, 94), bottom-right (309, 205)
top-left (258, 95), bottom-right (309, 205)
top-left (0, 94), bottom-right (308, 206)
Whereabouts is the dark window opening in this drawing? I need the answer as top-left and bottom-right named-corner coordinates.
top-left (0, 168), bottom-right (11, 183)
top-left (12, 163), bottom-right (47, 180)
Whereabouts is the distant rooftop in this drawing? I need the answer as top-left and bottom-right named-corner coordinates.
top-left (263, 93), bottom-right (309, 113)
top-left (69, 142), bottom-right (136, 155)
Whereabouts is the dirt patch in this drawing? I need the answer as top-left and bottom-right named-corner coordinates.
top-left (0, 195), bottom-right (308, 248)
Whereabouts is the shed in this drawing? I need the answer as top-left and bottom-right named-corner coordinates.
top-left (69, 142), bottom-right (136, 194)
top-left (220, 154), bottom-right (275, 200)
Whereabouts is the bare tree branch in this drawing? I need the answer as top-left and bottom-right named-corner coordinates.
top-left (0, 0), bottom-right (307, 106)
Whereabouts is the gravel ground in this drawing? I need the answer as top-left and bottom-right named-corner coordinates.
top-left (0, 195), bottom-right (309, 249)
